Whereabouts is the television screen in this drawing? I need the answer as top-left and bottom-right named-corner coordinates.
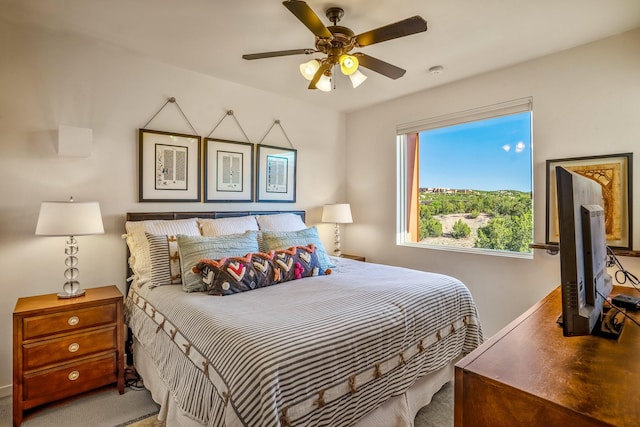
top-left (555, 166), bottom-right (612, 336)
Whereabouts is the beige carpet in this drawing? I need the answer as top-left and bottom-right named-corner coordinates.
top-left (414, 381), bottom-right (454, 427)
top-left (0, 386), bottom-right (160, 427)
top-left (1, 381), bottom-right (452, 427)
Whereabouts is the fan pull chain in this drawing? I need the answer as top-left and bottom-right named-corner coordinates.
top-left (142, 97), bottom-right (198, 135)
top-left (258, 119), bottom-right (294, 148)
top-left (206, 110), bottom-right (251, 142)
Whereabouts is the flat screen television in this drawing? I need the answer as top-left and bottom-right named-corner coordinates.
top-left (555, 166), bottom-right (613, 336)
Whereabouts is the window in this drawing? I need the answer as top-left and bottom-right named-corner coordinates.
top-left (396, 98), bottom-right (533, 257)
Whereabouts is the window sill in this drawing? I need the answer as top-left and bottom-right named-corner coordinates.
top-left (398, 241), bottom-right (534, 259)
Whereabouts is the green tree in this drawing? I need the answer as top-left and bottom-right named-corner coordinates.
top-left (475, 217), bottom-right (510, 250)
top-left (474, 213), bottom-right (533, 252)
top-left (506, 212), bottom-right (534, 252)
top-left (451, 219), bottom-right (471, 239)
top-left (421, 217), bottom-right (443, 239)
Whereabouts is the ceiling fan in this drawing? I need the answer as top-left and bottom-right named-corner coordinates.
top-left (242, 0), bottom-right (428, 91)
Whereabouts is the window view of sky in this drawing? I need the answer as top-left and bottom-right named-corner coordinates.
top-left (419, 112), bottom-right (532, 192)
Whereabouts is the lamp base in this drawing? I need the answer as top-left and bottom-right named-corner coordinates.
top-left (333, 223), bottom-right (342, 257)
top-left (57, 288), bottom-right (86, 299)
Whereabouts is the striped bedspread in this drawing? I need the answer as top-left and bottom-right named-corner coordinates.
top-left (125, 257), bottom-right (482, 427)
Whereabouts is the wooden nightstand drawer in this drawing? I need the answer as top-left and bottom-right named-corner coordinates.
top-left (22, 304), bottom-right (117, 340)
top-left (23, 352), bottom-right (117, 404)
top-left (14, 285), bottom-right (125, 426)
top-left (23, 326), bottom-right (117, 371)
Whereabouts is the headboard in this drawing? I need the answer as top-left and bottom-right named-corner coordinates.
top-left (126, 210), bottom-right (305, 222)
top-left (124, 210), bottom-right (306, 291)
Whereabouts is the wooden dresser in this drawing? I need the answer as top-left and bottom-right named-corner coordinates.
top-left (454, 285), bottom-right (640, 427)
top-left (13, 285), bottom-right (125, 427)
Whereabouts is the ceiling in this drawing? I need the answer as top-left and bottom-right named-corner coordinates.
top-left (2, 0), bottom-right (640, 113)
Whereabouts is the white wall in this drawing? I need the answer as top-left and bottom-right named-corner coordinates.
top-left (0, 19), bottom-right (346, 394)
top-left (345, 28), bottom-right (640, 338)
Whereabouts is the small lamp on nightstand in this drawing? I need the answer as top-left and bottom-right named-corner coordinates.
top-left (35, 197), bottom-right (104, 299)
top-left (322, 203), bottom-right (353, 257)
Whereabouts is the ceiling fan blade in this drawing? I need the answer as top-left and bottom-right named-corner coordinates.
top-left (242, 48), bottom-right (315, 60)
top-left (354, 53), bottom-right (406, 79)
top-left (355, 16), bottom-right (427, 47)
top-left (283, 0), bottom-right (333, 39)
top-left (308, 62), bottom-right (332, 90)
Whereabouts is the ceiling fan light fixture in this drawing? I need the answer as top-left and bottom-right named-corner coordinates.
top-left (339, 54), bottom-right (359, 75)
top-left (299, 59), bottom-right (321, 80)
top-left (349, 69), bottom-right (367, 88)
top-left (316, 73), bottom-right (332, 92)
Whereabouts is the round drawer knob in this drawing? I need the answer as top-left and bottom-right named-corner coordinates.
top-left (68, 370), bottom-right (80, 381)
top-left (68, 343), bottom-right (80, 353)
top-left (68, 316), bottom-right (79, 326)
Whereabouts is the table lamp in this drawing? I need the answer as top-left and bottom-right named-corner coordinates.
top-left (322, 203), bottom-right (353, 257)
top-left (35, 197), bottom-right (104, 298)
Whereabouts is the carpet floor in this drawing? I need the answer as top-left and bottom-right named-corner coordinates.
top-left (1, 381), bottom-right (453, 427)
top-left (0, 386), bottom-right (160, 427)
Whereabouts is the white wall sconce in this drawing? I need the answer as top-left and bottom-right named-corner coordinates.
top-left (57, 125), bottom-right (93, 157)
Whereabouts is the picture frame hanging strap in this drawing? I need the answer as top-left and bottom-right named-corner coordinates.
top-left (258, 120), bottom-right (294, 148)
top-left (206, 110), bottom-right (251, 142)
top-left (142, 97), bottom-right (198, 135)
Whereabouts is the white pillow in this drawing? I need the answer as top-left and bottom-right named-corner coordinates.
top-left (125, 218), bottom-right (201, 286)
top-left (198, 216), bottom-right (258, 236)
top-left (256, 213), bottom-right (306, 231)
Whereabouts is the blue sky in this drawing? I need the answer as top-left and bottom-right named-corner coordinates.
top-left (419, 112), bottom-right (532, 192)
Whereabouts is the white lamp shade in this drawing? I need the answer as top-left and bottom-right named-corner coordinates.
top-left (36, 201), bottom-right (104, 236)
top-left (339, 54), bottom-right (359, 75)
top-left (316, 74), bottom-right (332, 92)
top-left (299, 59), bottom-right (320, 81)
top-left (322, 203), bottom-right (353, 224)
top-left (349, 69), bottom-right (368, 88)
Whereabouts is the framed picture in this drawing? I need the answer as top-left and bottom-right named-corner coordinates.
top-left (138, 129), bottom-right (201, 202)
top-left (546, 153), bottom-right (632, 249)
top-left (256, 144), bottom-right (297, 202)
top-left (204, 138), bottom-right (254, 202)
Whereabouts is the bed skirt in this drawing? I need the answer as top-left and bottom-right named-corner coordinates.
top-left (133, 338), bottom-right (457, 427)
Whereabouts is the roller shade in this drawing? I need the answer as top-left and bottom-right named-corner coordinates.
top-left (397, 97), bottom-right (532, 135)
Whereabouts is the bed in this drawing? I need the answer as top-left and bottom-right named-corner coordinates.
top-left (123, 210), bottom-right (482, 427)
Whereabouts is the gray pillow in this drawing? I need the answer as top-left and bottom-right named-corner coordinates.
top-left (177, 230), bottom-right (259, 292)
top-left (261, 226), bottom-right (334, 270)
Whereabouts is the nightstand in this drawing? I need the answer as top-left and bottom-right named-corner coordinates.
top-left (13, 285), bottom-right (125, 427)
top-left (341, 254), bottom-right (366, 262)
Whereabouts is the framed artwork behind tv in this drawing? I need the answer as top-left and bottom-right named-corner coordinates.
top-left (546, 153), bottom-right (632, 249)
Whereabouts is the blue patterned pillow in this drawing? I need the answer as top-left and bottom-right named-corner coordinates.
top-left (261, 226), bottom-right (334, 270)
top-left (271, 245), bottom-right (324, 282)
top-left (177, 231), bottom-right (259, 292)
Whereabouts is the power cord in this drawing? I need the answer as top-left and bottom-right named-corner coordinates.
top-left (607, 246), bottom-right (640, 292)
top-left (597, 289), bottom-right (640, 329)
top-left (124, 366), bottom-right (146, 391)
